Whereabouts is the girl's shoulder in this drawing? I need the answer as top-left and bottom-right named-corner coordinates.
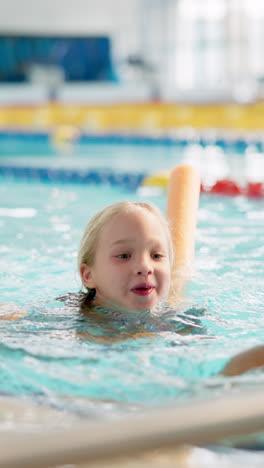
top-left (149, 303), bottom-right (206, 334)
top-left (178, 305), bottom-right (206, 318)
top-left (159, 303), bottom-right (206, 318)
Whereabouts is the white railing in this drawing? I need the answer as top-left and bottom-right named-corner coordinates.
top-left (1, 388), bottom-right (264, 468)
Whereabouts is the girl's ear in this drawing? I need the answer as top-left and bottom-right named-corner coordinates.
top-left (80, 264), bottom-right (96, 289)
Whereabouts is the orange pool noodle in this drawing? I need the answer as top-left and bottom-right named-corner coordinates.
top-left (166, 165), bottom-right (200, 301)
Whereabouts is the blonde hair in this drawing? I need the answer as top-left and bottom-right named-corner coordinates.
top-left (78, 201), bottom-right (174, 291)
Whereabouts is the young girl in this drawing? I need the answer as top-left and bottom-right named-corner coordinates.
top-left (70, 200), bottom-right (204, 341)
top-left (78, 201), bottom-right (173, 312)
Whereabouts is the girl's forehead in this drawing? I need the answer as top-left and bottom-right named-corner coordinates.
top-left (99, 209), bottom-right (167, 242)
top-left (109, 209), bottom-right (160, 228)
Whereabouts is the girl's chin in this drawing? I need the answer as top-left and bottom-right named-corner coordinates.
top-left (95, 298), bottom-right (153, 313)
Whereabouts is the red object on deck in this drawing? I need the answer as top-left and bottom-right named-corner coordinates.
top-left (210, 179), bottom-right (243, 196)
top-left (174, 175), bottom-right (264, 198)
top-left (246, 182), bottom-right (264, 198)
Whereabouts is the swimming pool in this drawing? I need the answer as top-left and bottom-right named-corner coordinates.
top-left (0, 135), bottom-right (264, 467)
top-left (1, 134), bottom-right (263, 407)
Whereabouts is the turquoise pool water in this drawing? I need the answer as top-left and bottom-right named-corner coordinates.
top-left (0, 140), bottom-right (264, 422)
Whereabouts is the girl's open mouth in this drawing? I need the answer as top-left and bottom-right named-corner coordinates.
top-left (131, 286), bottom-right (154, 296)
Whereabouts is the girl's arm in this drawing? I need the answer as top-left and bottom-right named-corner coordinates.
top-left (0, 303), bottom-right (25, 321)
top-left (220, 345), bottom-right (264, 376)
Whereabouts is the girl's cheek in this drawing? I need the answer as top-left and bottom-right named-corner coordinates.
top-left (165, 271), bottom-right (172, 288)
top-left (109, 258), bottom-right (126, 269)
top-left (110, 257), bottom-right (122, 265)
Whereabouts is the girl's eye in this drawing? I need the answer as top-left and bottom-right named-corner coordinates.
top-left (116, 253), bottom-right (131, 259)
top-left (152, 253), bottom-right (164, 259)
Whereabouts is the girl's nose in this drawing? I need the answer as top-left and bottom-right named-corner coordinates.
top-left (136, 260), bottom-right (153, 276)
top-left (137, 268), bottom-right (152, 276)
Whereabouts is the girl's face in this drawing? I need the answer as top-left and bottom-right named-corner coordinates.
top-left (81, 209), bottom-right (171, 312)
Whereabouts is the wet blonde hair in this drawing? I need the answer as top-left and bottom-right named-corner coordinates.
top-left (78, 201), bottom-right (174, 300)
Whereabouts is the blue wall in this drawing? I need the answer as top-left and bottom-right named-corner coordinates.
top-left (0, 35), bottom-right (116, 82)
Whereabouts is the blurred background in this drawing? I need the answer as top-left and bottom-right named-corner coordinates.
top-left (0, 0), bottom-right (263, 170)
top-left (0, 0), bottom-right (264, 105)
